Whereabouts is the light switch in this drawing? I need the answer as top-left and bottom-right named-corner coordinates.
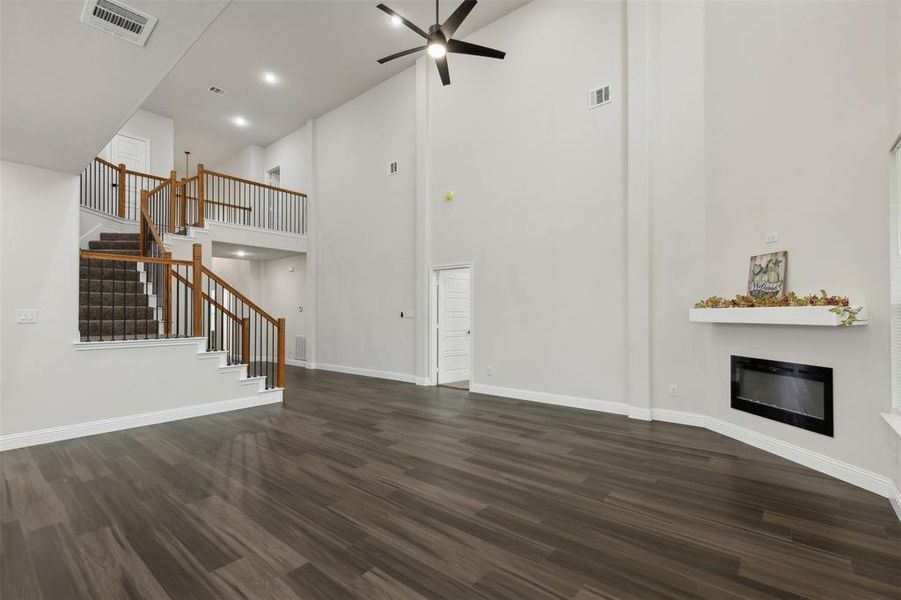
top-left (17, 309), bottom-right (37, 324)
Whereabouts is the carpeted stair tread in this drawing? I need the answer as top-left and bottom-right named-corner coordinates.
top-left (99, 232), bottom-right (140, 241)
top-left (79, 320), bottom-right (160, 335)
top-left (80, 291), bottom-right (150, 306)
top-left (84, 248), bottom-right (141, 256)
top-left (79, 278), bottom-right (145, 294)
top-left (80, 305), bottom-right (156, 320)
top-left (88, 240), bottom-right (141, 251)
top-left (80, 334), bottom-right (164, 341)
top-left (80, 258), bottom-right (138, 270)
top-left (80, 266), bottom-right (141, 281)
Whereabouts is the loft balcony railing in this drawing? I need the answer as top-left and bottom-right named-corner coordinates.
top-left (80, 158), bottom-right (308, 236)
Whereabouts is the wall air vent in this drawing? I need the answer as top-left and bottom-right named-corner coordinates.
top-left (81, 0), bottom-right (157, 47)
top-left (208, 85), bottom-right (228, 97)
top-left (588, 84), bottom-right (612, 110)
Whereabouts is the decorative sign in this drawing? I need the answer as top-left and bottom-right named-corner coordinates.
top-left (747, 251), bottom-right (787, 299)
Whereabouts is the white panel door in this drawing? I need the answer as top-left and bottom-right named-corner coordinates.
top-left (103, 134), bottom-right (150, 217)
top-left (437, 269), bottom-right (471, 384)
top-left (105, 134), bottom-right (149, 172)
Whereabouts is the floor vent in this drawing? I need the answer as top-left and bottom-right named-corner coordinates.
top-left (295, 336), bottom-right (307, 361)
top-left (80, 0), bottom-right (157, 47)
top-left (588, 84), bottom-right (612, 110)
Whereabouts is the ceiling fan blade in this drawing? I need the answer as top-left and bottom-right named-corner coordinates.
top-left (376, 4), bottom-right (428, 39)
top-left (377, 46), bottom-right (427, 64)
top-left (446, 39), bottom-right (505, 60)
top-left (440, 0), bottom-right (477, 39)
top-left (435, 55), bottom-right (451, 86)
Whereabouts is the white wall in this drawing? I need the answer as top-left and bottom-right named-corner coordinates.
top-left (696, 0), bottom-right (895, 476)
top-left (210, 255), bottom-right (306, 362)
top-left (106, 109), bottom-right (175, 178)
top-left (212, 144), bottom-right (264, 182)
top-left (429, 0), bottom-right (627, 401)
top-left (263, 125), bottom-right (312, 194)
top-left (313, 68), bottom-right (418, 377)
top-left (0, 160), bottom-right (254, 437)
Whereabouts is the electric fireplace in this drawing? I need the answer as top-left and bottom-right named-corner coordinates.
top-left (731, 356), bottom-right (833, 436)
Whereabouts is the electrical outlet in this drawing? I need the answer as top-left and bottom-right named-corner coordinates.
top-left (16, 309), bottom-right (37, 324)
top-left (668, 384), bottom-right (679, 397)
top-left (387, 161), bottom-right (398, 176)
top-left (487, 366), bottom-right (493, 376)
top-left (765, 232), bottom-right (778, 244)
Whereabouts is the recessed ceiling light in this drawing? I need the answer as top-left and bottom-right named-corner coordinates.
top-left (231, 116), bottom-right (248, 127)
top-left (389, 15), bottom-right (402, 26)
top-left (235, 250), bottom-right (247, 257)
top-left (262, 71), bottom-right (279, 85)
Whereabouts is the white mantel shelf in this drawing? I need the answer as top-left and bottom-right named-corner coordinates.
top-left (688, 305), bottom-right (867, 327)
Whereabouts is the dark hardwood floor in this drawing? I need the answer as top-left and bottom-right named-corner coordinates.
top-left (2, 367), bottom-right (899, 599)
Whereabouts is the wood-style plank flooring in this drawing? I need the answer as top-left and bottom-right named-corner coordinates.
top-left (2, 367), bottom-right (899, 599)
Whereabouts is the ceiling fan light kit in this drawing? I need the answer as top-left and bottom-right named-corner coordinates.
top-left (376, 0), bottom-right (506, 86)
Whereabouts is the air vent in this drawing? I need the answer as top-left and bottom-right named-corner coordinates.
top-left (208, 85), bottom-right (227, 97)
top-left (387, 161), bottom-right (399, 176)
top-left (295, 336), bottom-right (307, 361)
top-left (80, 0), bottom-right (157, 47)
top-left (588, 84), bottom-right (612, 110)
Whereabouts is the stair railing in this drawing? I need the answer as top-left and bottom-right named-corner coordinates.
top-left (201, 266), bottom-right (285, 389)
top-left (80, 157), bottom-right (168, 221)
top-left (201, 167), bottom-right (307, 235)
top-left (81, 158), bottom-right (308, 236)
top-left (78, 248), bottom-right (197, 341)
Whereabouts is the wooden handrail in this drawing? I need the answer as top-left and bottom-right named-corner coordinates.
top-left (203, 168), bottom-right (307, 197)
top-left (171, 270), bottom-right (242, 323)
top-left (94, 156), bottom-right (118, 170)
top-left (140, 203), bottom-right (165, 252)
top-left (93, 157), bottom-right (167, 181)
top-left (201, 266), bottom-right (279, 325)
top-left (181, 196), bottom-right (252, 212)
top-left (79, 250), bottom-right (192, 266)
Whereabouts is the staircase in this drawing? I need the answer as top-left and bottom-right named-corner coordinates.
top-left (78, 158), bottom-right (292, 392)
top-left (80, 232), bottom-right (159, 340)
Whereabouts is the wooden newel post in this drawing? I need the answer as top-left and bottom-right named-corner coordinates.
top-left (117, 163), bottom-right (126, 218)
top-left (196, 164), bottom-right (205, 228)
top-left (277, 318), bottom-right (286, 390)
top-left (139, 190), bottom-right (148, 255)
top-left (242, 317), bottom-right (250, 366)
top-left (163, 251), bottom-right (172, 335)
top-left (168, 170), bottom-right (177, 233)
top-left (192, 243), bottom-right (203, 337)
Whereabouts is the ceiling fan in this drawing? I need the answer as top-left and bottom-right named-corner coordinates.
top-left (376, 0), bottom-right (506, 86)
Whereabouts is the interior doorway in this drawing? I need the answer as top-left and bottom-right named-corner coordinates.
top-left (430, 265), bottom-right (472, 390)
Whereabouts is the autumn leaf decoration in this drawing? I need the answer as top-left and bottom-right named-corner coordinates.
top-left (693, 290), bottom-right (860, 326)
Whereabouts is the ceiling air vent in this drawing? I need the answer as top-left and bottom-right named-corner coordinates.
top-left (208, 85), bottom-right (228, 97)
top-left (81, 0), bottom-right (157, 47)
top-left (589, 84), bottom-right (612, 110)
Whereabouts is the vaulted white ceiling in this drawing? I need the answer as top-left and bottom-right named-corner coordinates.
top-left (0, 0), bottom-right (229, 174)
top-left (141, 0), bottom-right (528, 169)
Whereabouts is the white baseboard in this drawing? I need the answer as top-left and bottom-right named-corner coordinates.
top-left (449, 383), bottom-right (893, 501)
top-left (470, 383), bottom-right (629, 416)
top-left (0, 394), bottom-right (281, 452)
top-left (889, 480), bottom-right (901, 522)
top-left (415, 376), bottom-right (431, 386)
top-left (314, 362), bottom-right (416, 384)
top-left (628, 407), bottom-right (652, 421)
top-left (285, 358), bottom-right (307, 367)
top-left (650, 408), bottom-right (892, 498)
